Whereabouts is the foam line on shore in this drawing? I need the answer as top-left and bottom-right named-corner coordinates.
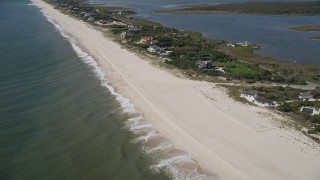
top-left (33, 1), bottom-right (320, 179)
top-left (34, 3), bottom-right (209, 180)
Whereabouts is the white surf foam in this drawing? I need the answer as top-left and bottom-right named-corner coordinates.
top-left (150, 152), bottom-right (206, 180)
top-left (35, 4), bottom-right (213, 180)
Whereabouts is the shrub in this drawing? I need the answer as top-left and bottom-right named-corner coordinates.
top-left (309, 115), bottom-right (320, 124)
top-left (277, 103), bottom-right (294, 112)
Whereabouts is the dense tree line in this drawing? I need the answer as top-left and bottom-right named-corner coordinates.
top-left (171, 2), bottom-right (320, 16)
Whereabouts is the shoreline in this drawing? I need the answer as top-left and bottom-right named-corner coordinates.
top-left (155, 2), bottom-right (320, 17)
top-left (154, 10), bottom-right (315, 17)
top-left (33, 0), bottom-right (320, 179)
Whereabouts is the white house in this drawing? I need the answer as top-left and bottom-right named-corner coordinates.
top-left (240, 91), bottom-right (258, 102)
top-left (120, 32), bottom-right (127, 38)
top-left (241, 91), bottom-right (276, 108)
top-left (226, 43), bottom-right (235, 47)
top-left (147, 45), bottom-right (164, 53)
top-left (236, 41), bottom-right (250, 47)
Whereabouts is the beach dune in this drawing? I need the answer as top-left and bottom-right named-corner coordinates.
top-left (33, 0), bottom-right (320, 179)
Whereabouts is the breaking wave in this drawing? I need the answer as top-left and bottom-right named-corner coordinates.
top-left (35, 4), bottom-right (215, 180)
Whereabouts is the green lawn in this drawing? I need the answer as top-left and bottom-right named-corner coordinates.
top-left (230, 64), bottom-right (254, 76)
top-left (213, 62), bottom-right (254, 77)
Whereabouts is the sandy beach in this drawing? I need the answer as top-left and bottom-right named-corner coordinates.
top-left (33, 0), bottom-right (320, 179)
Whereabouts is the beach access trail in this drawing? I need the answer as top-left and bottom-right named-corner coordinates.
top-left (33, 0), bottom-right (320, 179)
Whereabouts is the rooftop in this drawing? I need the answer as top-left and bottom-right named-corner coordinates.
top-left (254, 96), bottom-right (274, 105)
top-left (241, 91), bottom-right (257, 97)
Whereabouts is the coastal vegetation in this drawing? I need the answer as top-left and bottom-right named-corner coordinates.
top-left (289, 25), bottom-right (320, 32)
top-left (44, 0), bottom-right (320, 140)
top-left (223, 84), bottom-right (320, 134)
top-left (288, 25), bottom-right (320, 40)
top-left (45, 0), bottom-right (320, 85)
top-left (156, 1), bottom-right (320, 16)
top-left (219, 46), bottom-right (320, 84)
top-left (310, 35), bottom-right (320, 40)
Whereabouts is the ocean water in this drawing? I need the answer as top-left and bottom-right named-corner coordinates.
top-left (90, 0), bottom-right (320, 64)
top-left (0, 0), bottom-right (206, 179)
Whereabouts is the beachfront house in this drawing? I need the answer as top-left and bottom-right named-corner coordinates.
top-left (147, 45), bottom-right (163, 53)
top-left (226, 43), bottom-right (235, 47)
top-left (111, 21), bottom-right (127, 26)
top-left (139, 37), bottom-right (159, 44)
top-left (241, 91), bottom-right (276, 108)
top-left (196, 60), bottom-right (213, 71)
top-left (99, 20), bottom-right (112, 25)
top-left (147, 45), bottom-right (158, 53)
top-left (159, 51), bottom-right (172, 56)
top-left (254, 96), bottom-right (276, 108)
top-left (120, 31), bottom-right (133, 39)
top-left (299, 92), bottom-right (313, 100)
top-left (301, 106), bottom-right (320, 116)
top-left (241, 91), bottom-right (258, 102)
top-left (83, 13), bottom-right (96, 19)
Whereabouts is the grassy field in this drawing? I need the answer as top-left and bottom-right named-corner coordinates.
top-left (219, 46), bottom-right (276, 64)
top-left (218, 46), bottom-right (320, 84)
top-left (213, 61), bottom-right (254, 77)
top-left (289, 25), bottom-right (320, 32)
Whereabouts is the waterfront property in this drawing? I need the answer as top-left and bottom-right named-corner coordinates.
top-left (196, 60), bottom-right (213, 71)
top-left (241, 91), bottom-right (276, 108)
top-left (147, 45), bottom-right (165, 53)
top-left (240, 90), bottom-right (258, 101)
top-left (254, 96), bottom-right (276, 108)
top-left (120, 31), bottom-right (134, 39)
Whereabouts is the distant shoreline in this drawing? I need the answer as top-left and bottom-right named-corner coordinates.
top-left (289, 25), bottom-right (320, 32)
top-left (155, 2), bottom-right (320, 16)
top-left (288, 25), bottom-right (320, 40)
top-left (310, 35), bottom-right (320, 40)
top-left (155, 9), bottom-right (317, 17)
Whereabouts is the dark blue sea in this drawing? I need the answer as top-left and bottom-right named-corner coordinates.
top-left (90, 0), bottom-right (320, 64)
top-left (0, 0), bottom-right (192, 179)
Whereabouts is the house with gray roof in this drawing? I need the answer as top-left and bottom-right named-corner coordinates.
top-left (299, 92), bottom-right (313, 100)
top-left (254, 96), bottom-right (276, 108)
